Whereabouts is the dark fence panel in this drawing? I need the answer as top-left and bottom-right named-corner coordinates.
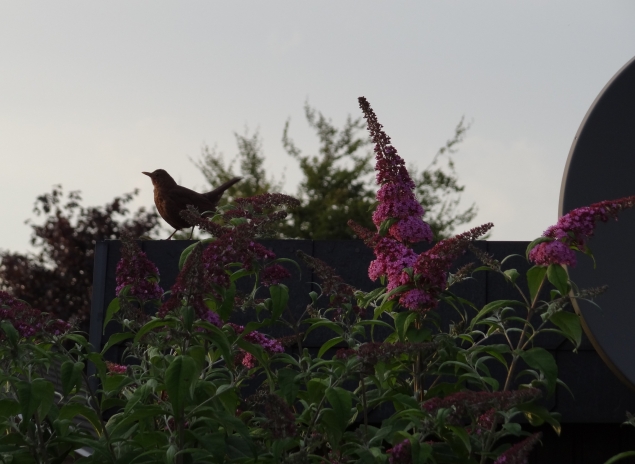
top-left (89, 240), bottom-right (635, 463)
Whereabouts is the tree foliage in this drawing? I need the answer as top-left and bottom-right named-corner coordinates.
top-left (193, 129), bottom-right (284, 205)
top-left (280, 103), bottom-right (375, 239)
top-left (0, 186), bottom-right (159, 328)
top-left (194, 102), bottom-right (477, 240)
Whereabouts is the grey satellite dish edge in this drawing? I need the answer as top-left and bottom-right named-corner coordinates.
top-left (560, 55), bottom-right (635, 390)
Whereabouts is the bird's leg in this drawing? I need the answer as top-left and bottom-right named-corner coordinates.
top-left (188, 226), bottom-right (195, 240)
top-left (166, 229), bottom-right (179, 240)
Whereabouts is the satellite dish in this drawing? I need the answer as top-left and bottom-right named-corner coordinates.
top-left (561, 56), bottom-right (635, 388)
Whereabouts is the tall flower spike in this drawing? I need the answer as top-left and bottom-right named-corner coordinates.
top-left (358, 96), bottom-right (432, 244)
top-left (493, 433), bottom-right (542, 464)
top-left (158, 242), bottom-right (219, 325)
top-left (529, 195), bottom-right (635, 267)
top-left (0, 291), bottom-right (71, 338)
top-left (115, 236), bottom-right (163, 304)
top-left (296, 250), bottom-right (355, 306)
top-left (402, 222), bottom-right (493, 311)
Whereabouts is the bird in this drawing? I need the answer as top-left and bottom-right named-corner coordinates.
top-left (142, 169), bottom-right (242, 240)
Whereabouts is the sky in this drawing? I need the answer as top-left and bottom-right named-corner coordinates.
top-left (1, 2), bottom-right (634, 253)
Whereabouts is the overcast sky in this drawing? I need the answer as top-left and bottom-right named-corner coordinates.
top-left (1, 2), bottom-right (633, 253)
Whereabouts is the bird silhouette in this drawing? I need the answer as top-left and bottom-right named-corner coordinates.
top-left (142, 169), bottom-right (241, 239)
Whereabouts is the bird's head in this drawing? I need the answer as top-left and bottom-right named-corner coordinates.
top-left (142, 169), bottom-right (177, 189)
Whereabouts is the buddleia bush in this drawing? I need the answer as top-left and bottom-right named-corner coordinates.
top-left (0, 98), bottom-right (632, 463)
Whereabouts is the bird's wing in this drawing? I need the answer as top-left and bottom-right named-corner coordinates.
top-left (202, 177), bottom-right (242, 204)
top-left (171, 186), bottom-right (216, 212)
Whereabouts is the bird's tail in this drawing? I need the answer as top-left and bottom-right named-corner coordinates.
top-left (202, 177), bottom-right (242, 203)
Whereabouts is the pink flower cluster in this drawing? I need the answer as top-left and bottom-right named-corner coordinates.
top-left (354, 98), bottom-right (493, 312)
top-left (106, 361), bottom-right (128, 375)
top-left (368, 238), bottom-right (418, 292)
top-left (115, 239), bottom-right (163, 303)
top-left (261, 264), bottom-right (292, 287)
top-left (422, 388), bottom-right (541, 426)
top-left (404, 223), bottom-right (493, 311)
top-left (157, 245), bottom-right (223, 327)
top-left (262, 393), bottom-right (297, 439)
top-left (230, 323), bottom-right (284, 354)
top-left (178, 196), bottom-right (295, 292)
top-left (529, 196), bottom-right (635, 267)
top-left (387, 439), bottom-right (412, 464)
top-left (0, 291), bottom-right (71, 338)
top-left (359, 97), bottom-right (433, 244)
top-left (493, 433), bottom-right (542, 464)
top-left (160, 195), bottom-right (297, 322)
top-left (335, 341), bottom-right (436, 367)
top-left (230, 323), bottom-right (284, 368)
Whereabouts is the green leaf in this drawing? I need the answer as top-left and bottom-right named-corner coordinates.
top-left (471, 300), bottom-right (523, 327)
top-left (103, 297), bottom-right (121, 332)
top-left (318, 337), bottom-right (344, 358)
top-left (526, 236), bottom-right (554, 260)
top-left (520, 347), bottom-right (558, 397)
top-left (395, 311), bottom-right (416, 342)
top-left (447, 426), bottom-right (471, 453)
top-left (230, 268), bottom-right (254, 282)
top-left (550, 311), bottom-right (582, 348)
top-left (183, 305), bottom-right (194, 331)
top-left (547, 264), bottom-right (569, 296)
top-left (60, 361), bottom-right (84, 396)
top-left (391, 394), bottom-right (419, 411)
top-left (218, 282), bottom-right (236, 321)
top-left (373, 298), bottom-right (394, 320)
top-left (197, 321), bottom-right (232, 363)
top-left (134, 318), bottom-right (174, 342)
top-left (325, 387), bottom-right (353, 425)
top-left (604, 451), bottom-right (635, 464)
top-left (58, 403), bottom-right (103, 434)
top-left (187, 345), bottom-right (206, 371)
top-left (516, 402), bottom-right (561, 435)
top-left (483, 344), bottom-right (511, 368)
top-left (277, 369), bottom-right (300, 404)
top-left (379, 218), bottom-right (398, 237)
top-left (165, 355), bottom-right (198, 417)
top-left (304, 319), bottom-right (343, 337)
top-left (101, 332), bottom-right (134, 354)
top-left (16, 381), bottom-right (37, 419)
top-left (178, 241), bottom-right (212, 270)
top-left (0, 399), bottom-right (20, 418)
top-left (359, 287), bottom-right (385, 308)
top-left (406, 326), bottom-right (432, 343)
top-left (273, 257), bottom-right (302, 278)
top-left (384, 284), bottom-right (410, 301)
top-left (526, 266), bottom-right (547, 303)
top-left (124, 382), bottom-right (155, 415)
top-left (357, 319), bottom-right (393, 330)
top-left (102, 374), bottom-right (133, 395)
top-left (1, 321), bottom-right (19, 347)
top-left (321, 409), bottom-right (344, 447)
top-left (504, 269), bottom-right (520, 284)
top-left (32, 379), bottom-right (55, 419)
top-left (269, 284), bottom-right (289, 320)
top-left (307, 379), bottom-right (328, 405)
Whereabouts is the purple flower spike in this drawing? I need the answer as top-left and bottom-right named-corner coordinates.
top-left (493, 433), bottom-right (542, 464)
top-left (0, 291), bottom-right (71, 338)
top-left (528, 241), bottom-right (576, 267)
top-left (115, 239), bottom-right (163, 303)
top-left (529, 195), bottom-right (635, 267)
top-left (387, 439), bottom-right (412, 464)
top-left (261, 264), bottom-right (292, 287)
top-left (359, 96), bottom-right (432, 245)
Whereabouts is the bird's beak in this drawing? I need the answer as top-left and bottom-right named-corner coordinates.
top-left (142, 172), bottom-right (152, 177)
